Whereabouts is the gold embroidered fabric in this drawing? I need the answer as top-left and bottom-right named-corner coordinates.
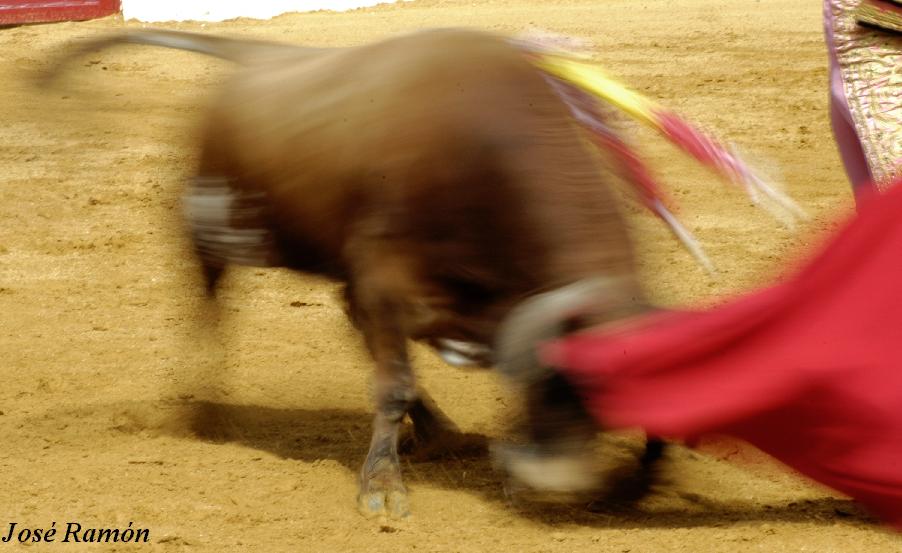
top-left (856, 0), bottom-right (902, 34)
top-left (830, 0), bottom-right (902, 189)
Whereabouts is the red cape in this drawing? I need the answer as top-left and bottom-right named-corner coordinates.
top-left (543, 179), bottom-right (902, 529)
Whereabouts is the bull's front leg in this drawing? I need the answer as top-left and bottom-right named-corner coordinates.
top-left (346, 243), bottom-right (419, 519)
top-left (359, 337), bottom-right (415, 519)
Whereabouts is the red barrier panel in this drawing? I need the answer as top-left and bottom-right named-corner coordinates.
top-left (0, 0), bottom-right (120, 25)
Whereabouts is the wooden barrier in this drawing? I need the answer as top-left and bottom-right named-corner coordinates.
top-left (0, 0), bottom-right (120, 25)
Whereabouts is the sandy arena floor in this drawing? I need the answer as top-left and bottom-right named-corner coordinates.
top-left (2, 0), bottom-right (901, 550)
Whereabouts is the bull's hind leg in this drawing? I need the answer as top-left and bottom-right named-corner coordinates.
top-left (184, 176), bottom-right (279, 271)
top-left (179, 175), bottom-right (278, 435)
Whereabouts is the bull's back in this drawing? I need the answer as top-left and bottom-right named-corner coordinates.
top-left (200, 29), bottom-right (636, 290)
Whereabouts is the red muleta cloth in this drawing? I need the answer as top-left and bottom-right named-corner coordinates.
top-left (543, 178), bottom-right (902, 529)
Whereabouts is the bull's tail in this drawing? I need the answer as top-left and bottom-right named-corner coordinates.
top-left (38, 28), bottom-right (322, 87)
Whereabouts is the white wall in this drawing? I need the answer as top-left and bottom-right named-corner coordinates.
top-left (121, 0), bottom-right (406, 22)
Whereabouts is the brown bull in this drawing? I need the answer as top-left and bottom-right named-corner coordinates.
top-left (41, 28), bottom-right (649, 518)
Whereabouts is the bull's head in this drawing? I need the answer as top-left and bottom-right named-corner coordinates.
top-left (490, 278), bottom-right (624, 497)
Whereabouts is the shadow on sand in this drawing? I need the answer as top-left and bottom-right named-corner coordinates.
top-left (113, 398), bottom-right (879, 530)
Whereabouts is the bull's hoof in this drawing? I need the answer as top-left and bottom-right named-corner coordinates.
top-left (358, 459), bottom-right (410, 519)
top-left (358, 488), bottom-right (409, 520)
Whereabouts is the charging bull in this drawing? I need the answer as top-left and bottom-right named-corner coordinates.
top-left (40, 28), bottom-right (654, 518)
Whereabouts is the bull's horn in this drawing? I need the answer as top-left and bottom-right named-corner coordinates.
top-left (494, 276), bottom-right (624, 385)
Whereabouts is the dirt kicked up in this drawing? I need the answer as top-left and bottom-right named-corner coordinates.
top-left (1, 0), bottom-right (899, 551)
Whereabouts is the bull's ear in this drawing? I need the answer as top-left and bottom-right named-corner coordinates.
top-left (494, 277), bottom-right (622, 386)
